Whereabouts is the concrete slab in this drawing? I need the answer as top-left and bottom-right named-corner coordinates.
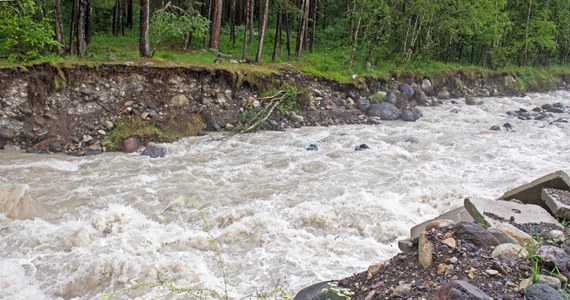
top-left (498, 170), bottom-right (570, 209)
top-left (410, 206), bottom-right (473, 239)
top-left (542, 188), bottom-right (570, 220)
top-left (464, 197), bottom-right (561, 228)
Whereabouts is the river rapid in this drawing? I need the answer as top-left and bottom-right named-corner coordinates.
top-left (1, 91), bottom-right (570, 299)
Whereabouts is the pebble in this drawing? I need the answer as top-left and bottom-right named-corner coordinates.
top-left (485, 269), bottom-right (499, 276)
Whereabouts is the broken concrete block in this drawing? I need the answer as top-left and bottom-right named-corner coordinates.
top-left (498, 170), bottom-right (570, 209)
top-left (410, 206), bottom-right (473, 239)
top-left (464, 197), bottom-right (560, 228)
top-left (542, 188), bottom-right (570, 220)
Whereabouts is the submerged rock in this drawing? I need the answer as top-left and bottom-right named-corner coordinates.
top-left (367, 102), bottom-right (401, 120)
top-left (354, 144), bottom-right (370, 151)
top-left (306, 144), bottom-right (319, 151)
top-left (141, 145), bottom-right (167, 158)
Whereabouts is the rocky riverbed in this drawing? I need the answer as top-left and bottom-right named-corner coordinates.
top-left (1, 64), bottom-right (568, 156)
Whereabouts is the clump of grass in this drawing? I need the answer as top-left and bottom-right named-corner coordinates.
top-left (106, 117), bottom-right (162, 151)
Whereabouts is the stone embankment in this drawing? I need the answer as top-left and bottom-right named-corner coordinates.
top-left (1, 63), bottom-right (568, 156)
top-left (295, 171), bottom-right (570, 299)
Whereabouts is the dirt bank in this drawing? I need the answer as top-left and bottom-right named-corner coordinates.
top-left (0, 63), bottom-right (568, 155)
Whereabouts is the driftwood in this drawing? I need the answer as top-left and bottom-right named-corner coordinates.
top-left (240, 90), bottom-right (285, 133)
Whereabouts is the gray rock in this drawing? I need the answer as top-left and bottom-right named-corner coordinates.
top-left (385, 91), bottom-right (397, 104)
top-left (499, 170), bottom-right (570, 209)
top-left (288, 112), bottom-right (304, 123)
top-left (398, 83), bottom-right (414, 98)
top-left (435, 280), bottom-right (490, 300)
top-left (412, 84), bottom-right (431, 106)
top-left (466, 98), bottom-right (484, 105)
top-left (536, 245), bottom-right (568, 272)
top-left (487, 227), bottom-right (519, 245)
top-left (400, 109), bottom-right (416, 122)
top-left (48, 142), bottom-right (63, 153)
top-left (542, 188), bottom-right (570, 220)
top-left (421, 78), bottom-right (433, 94)
top-left (453, 221), bottom-right (500, 248)
top-left (346, 90), bottom-right (357, 100)
top-left (293, 281), bottom-right (349, 300)
top-left (437, 88), bottom-right (451, 100)
top-left (331, 96), bottom-right (347, 107)
top-left (140, 145), bottom-right (167, 158)
top-left (536, 275), bottom-right (562, 290)
top-left (524, 283), bottom-right (563, 300)
top-left (412, 108), bottom-right (423, 120)
top-left (170, 94), bottom-right (189, 107)
top-left (356, 98), bottom-right (371, 112)
top-left (367, 102), bottom-right (401, 120)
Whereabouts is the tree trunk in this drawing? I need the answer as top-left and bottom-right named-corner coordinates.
top-left (121, 0), bottom-right (126, 35)
top-left (127, 0), bottom-right (133, 28)
top-left (255, 0), bottom-right (269, 62)
top-left (242, 0), bottom-right (250, 59)
top-left (296, 0), bottom-right (310, 58)
top-left (272, 11), bottom-right (282, 62)
top-left (285, 12), bottom-right (291, 59)
top-left (248, 0), bottom-right (254, 45)
top-left (309, 0), bottom-right (317, 52)
top-left (68, 0), bottom-right (79, 54)
top-left (53, 0), bottom-right (65, 56)
top-left (230, 0), bottom-right (237, 45)
top-left (210, 0), bottom-right (223, 50)
top-left (85, 0), bottom-right (91, 45)
top-left (112, 0), bottom-right (120, 37)
top-left (77, 0), bottom-right (87, 56)
top-left (139, 0), bottom-right (150, 57)
top-left (523, 0), bottom-right (533, 65)
top-left (184, 32), bottom-right (193, 51)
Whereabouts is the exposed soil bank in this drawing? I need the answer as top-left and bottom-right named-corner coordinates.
top-left (0, 63), bottom-right (568, 154)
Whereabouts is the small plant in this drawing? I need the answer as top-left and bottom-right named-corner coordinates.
top-left (320, 282), bottom-right (353, 300)
top-left (275, 85), bottom-right (301, 117)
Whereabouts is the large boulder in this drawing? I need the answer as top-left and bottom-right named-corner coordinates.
top-left (367, 102), bottom-right (401, 120)
top-left (123, 137), bottom-right (143, 153)
top-left (398, 83), bottom-right (414, 98)
top-left (294, 281), bottom-right (349, 300)
top-left (421, 78), bottom-right (434, 95)
top-left (412, 84), bottom-right (431, 106)
top-left (140, 145), bottom-right (167, 158)
top-left (385, 91), bottom-right (397, 104)
top-left (453, 222), bottom-right (499, 248)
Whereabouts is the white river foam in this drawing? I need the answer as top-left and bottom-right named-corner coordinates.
top-left (1, 91), bottom-right (569, 299)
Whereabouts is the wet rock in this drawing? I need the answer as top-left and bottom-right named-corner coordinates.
top-left (437, 88), bottom-right (451, 100)
top-left (536, 245), bottom-right (568, 272)
top-left (84, 149), bottom-right (103, 156)
top-left (170, 94), bottom-right (189, 107)
top-left (331, 96), bottom-right (347, 107)
top-left (288, 112), bottom-right (304, 123)
top-left (367, 102), bottom-right (401, 120)
top-left (356, 98), bottom-right (371, 112)
top-left (542, 103), bottom-right (564, 113)
top-left (405, 137), bottom-right (418, 143)
top-left (503, 122), bottom-right (514, 131)
top-left (436, 280), bottom-right (490, 300)
top-left (466, 98), bottom-right (484, 105)
top-left (346, 90), bottom-right (357, 100)
top-left (293, 281), bottom-right (348, 300)
top-left (453, 221), bottom-right (500, 248)
top-left (354, 144), bottom-right (370, 151)
top-left (450, 108), bottom-right (461, 114)
top-left (400, 109), bottom-right (416, 122)
top-left (398, 83), bottom-right (414, 98)
top-left (141, 145), bottom-right (167, 158)
top-left (386, 91), bottom-right (397, 104)
top-left (122, 137), bottom-right (142, 153)
top-left (523, 283), bottom-right (563, 300)
top-left (48, 142), bottom-right (63, 153)
top-left (412, 84), bottom-right (430, 106)
top-left (490, 125), bottom-right (501, 131)
top-left (421, 78), bottom-right (433, 95)
top-left (306, 144), bottom-right (319, 151)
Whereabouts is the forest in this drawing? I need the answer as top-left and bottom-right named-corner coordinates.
top-left (1, 0), bottom-right (570, 77)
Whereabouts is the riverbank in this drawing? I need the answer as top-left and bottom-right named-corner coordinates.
top-left (0, 63), bottom-right (569, 155)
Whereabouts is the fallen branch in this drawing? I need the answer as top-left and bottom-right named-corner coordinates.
top-left (240, 94), bottom-right (286, 133)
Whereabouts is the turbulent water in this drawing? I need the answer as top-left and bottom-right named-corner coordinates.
top-left (1, 91), bottom-right (570, 299)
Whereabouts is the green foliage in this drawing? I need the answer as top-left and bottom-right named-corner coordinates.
top-left (106, 118), bottom-right (162, 151)
top-left (276, 85), bottom-right (301, 117)
top-left (151, 3), bottom-right (210, 49)
top-left (0, 0), bottom-right (59, 61)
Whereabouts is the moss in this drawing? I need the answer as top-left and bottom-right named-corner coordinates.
top-left (106, 115), bottom-right (205, 151)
